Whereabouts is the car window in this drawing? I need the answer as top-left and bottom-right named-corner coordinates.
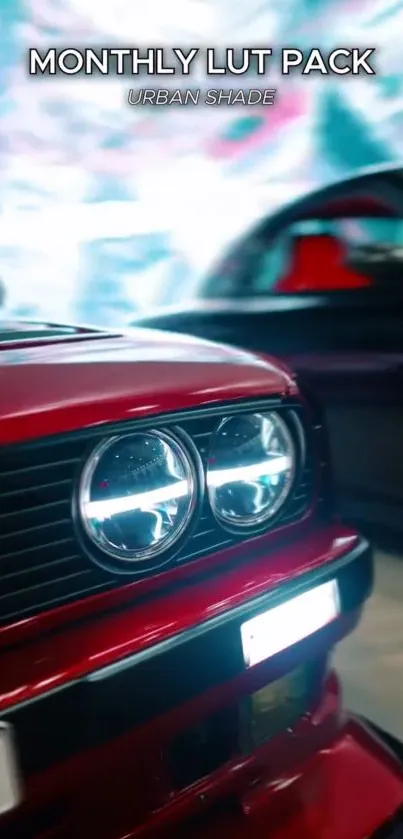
top-left (247, 238), bottom-right (291, 292)
top-left (206, 217), bottom-right (403, 298)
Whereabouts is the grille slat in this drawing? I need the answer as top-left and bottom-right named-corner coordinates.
top-left (1, 579), bottom-right (113, 624)
top-left (0, 480), bottom-right (73, 513)
top-left (0, 465), bottom-right (79, 496)
top-left (0, 406), bottom-right (315, 624)
top-left (176, 538), bottom-right (233, 564)
top-left (0, 568), bottom-right (91, 604)
top-left (0, 521), bottom-right (73, 557)
top-left (1, 517), bottom-right (71, 541)
top-left (0, 537), bottom-right (76, 565)
top-left (0, 498), bottom-right (70, 522)
top-left (0, 457), bottom-right (81, 479)
top-left (191, 529), bottom-right (217, 540)
top-left (1, 554), bottom-right (82, 583)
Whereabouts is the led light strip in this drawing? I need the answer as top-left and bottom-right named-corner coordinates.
top-left (207, 455), bottom-right (292, 487)
top-left (86, 456), bottom-right (292, 522)
top-left (85, 480), bottom-right (189, 521)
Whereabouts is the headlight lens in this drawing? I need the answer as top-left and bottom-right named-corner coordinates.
top-left (78, 430), bottom-right (197, 565)
top-left (207, 412), bottom-right (296, 530)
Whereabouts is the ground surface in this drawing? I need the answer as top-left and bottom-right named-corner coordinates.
top-left (336, 550), bottom-right (403, 739)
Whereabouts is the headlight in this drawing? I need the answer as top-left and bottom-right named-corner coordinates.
top-left (207, 412), bottom-right (296, 531)
top-left (78, 430), bottom-right (197, 567)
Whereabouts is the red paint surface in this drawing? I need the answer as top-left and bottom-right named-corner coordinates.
top-left (0, 523), bottom-right (358, 713)
top-left (0, 328), bottom-right (297, 444)
top-left (184, 717), bottom-right (403, 839)
top-left (3, 676), bottom-right (403, 839)
top-left (2, 324), bottom-right (399, 839)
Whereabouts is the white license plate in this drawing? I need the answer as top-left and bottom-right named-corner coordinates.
top-left (241, 579), bottom-right (340, 668)
top-left (0, 723), bottom-right (20, 815)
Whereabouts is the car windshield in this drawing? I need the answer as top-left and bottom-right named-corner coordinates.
top-left (200, 217), bottom-right (403, 299)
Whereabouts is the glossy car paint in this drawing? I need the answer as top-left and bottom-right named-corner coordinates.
top-left (172, 713), bottom-right (403, 839)
top-left (0, 512), bottom-right (319, 650)
top-left (0, 674), bottom-right (349, 837)
top-left (0, 529), bottom-right (375, 839)
top-left (0, 327), bottom-right (298, 445)
top-left (0, 524), bottom-right (359, 713)
top-left (3, 678), bottom-right (403, 839)
top-left (0, 325), bottom-right (309, 649)
top-left (0, 323), bottom-right (401, 839)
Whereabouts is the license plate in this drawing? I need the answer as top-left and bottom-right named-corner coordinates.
top-left (0, 723), bottom-right (20, 815)
top-left (240, 579), bottom-right (340, 668)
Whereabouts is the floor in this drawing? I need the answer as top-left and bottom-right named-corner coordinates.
top-left (335, 549), bottom-right (403, 739)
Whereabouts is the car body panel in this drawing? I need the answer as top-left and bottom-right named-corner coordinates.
top-left (0, 524), bottom-right (359, 712)
top-left (169, 715), bottom-right (403, 839)
top-left (3, 679), bottom-right (403, 839)
top-left (1, 672), bottom-right (343, 839)
top-left (0, 529), bottom-right (374, 839)
top-left (0, 317), bottom-right (400, 839)
top-left (0, 326), bottom-right (297, 445)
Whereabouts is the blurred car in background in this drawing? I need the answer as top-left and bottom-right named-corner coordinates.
top-left (134, 164), bottom-right (403, 538)
top-left (1, 318), bottom-right (403, 838)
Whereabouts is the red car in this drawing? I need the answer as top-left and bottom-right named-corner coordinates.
top-left (0, 319), bottom-right (402, 839)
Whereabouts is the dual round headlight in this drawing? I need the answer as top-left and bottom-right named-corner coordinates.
top-left (78, 429), bottom-right (197, 567)
top-left (206, 412), bottom-right (296, 529)
top-left (77, 412), bottom-right (297, 571)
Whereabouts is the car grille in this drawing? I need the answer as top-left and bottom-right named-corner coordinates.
top-left (0, 403), bottom-right (316, 625)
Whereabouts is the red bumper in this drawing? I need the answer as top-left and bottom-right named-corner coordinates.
top-left (5, 678), bottom-right (403, 839)
top-left (0, 526), bottom-right (395, 839)
top-left (175, 714), bottom-right (403, 839)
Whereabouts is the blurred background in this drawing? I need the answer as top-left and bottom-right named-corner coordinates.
top-left (0, 0), bottom-right (402, 325)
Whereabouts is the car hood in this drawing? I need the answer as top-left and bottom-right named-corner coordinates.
top-left (0, 326), bottom-right (297, 445)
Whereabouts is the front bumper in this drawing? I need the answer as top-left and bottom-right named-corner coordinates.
top-left (4, 686), bottom-right (403, 839)
top-left (167, 713), bottom-right (403, 839)
top-left (0, 526), bottom-right (375, 837)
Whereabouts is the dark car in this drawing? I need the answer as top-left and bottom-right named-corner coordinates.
top-left (1, 319), bottom-right (403, 838)
top-left (133, 164), bottom-right (403, 538)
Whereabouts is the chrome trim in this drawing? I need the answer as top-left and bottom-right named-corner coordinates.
top-left (207, 411), bottom-right (298, 532)
top-left (0, 536), bottom-right (370, 714)
top-left (78, 428), bottom-right (198, 564)
top-left (88, 536), bottom-right (370, 683)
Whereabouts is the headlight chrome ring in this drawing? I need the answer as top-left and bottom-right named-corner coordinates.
top-left (77, 428), bottom-right (199, 571)
top-left (207, 411), bottom-right (297, 533)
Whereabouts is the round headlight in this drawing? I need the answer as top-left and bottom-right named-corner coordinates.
top-left (207, 412), bottom-right (296, 531)
top-left (78, 430), bottom-right (197, 568)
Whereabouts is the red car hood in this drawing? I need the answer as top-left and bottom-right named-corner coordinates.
top-left (0, 327), bottom-right (297, 445)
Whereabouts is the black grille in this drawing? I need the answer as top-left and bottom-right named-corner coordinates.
top-left (0, 404), bottom-right (315, 625)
